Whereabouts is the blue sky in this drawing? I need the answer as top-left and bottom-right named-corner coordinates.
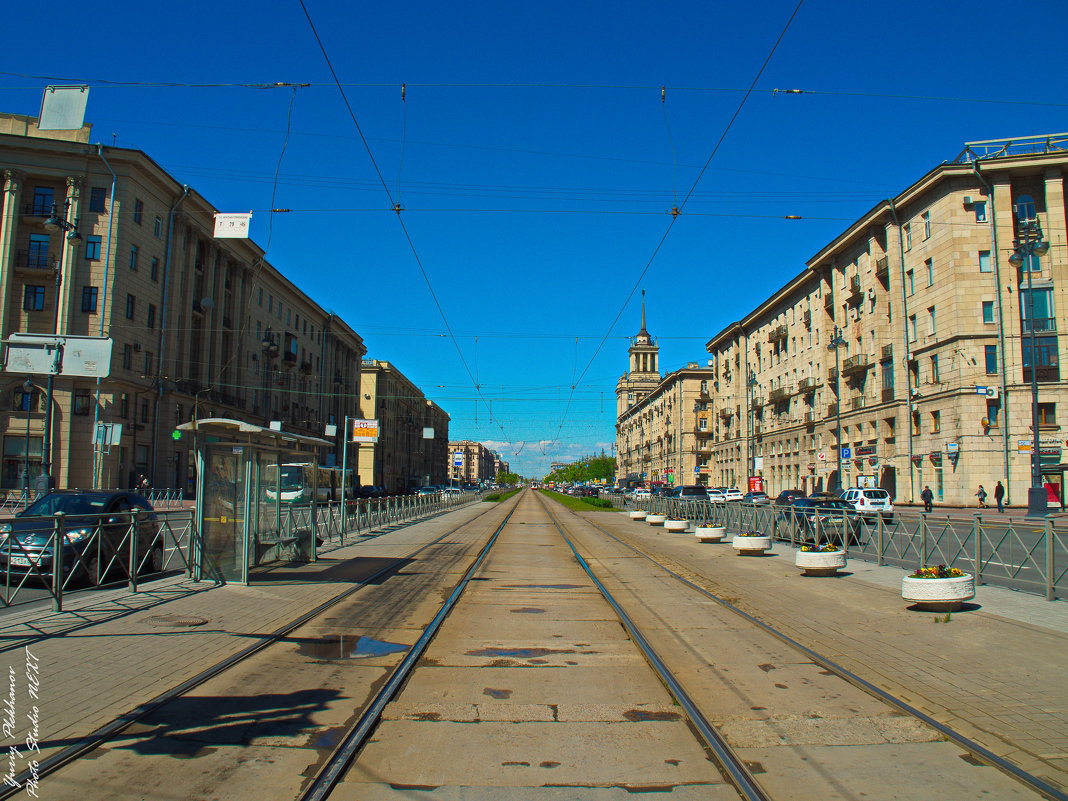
top-left (3, 0), bottom-right (1066, 477)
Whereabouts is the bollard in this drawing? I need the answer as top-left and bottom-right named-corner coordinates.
top-left (919, 512), bottom-right (928, 569)
top-left (129, 509), bottom-right (141, 593)
top-left (1046, 519), bottom-right (1055, 601)
top-left (974, 513), bottom-right (983, 586)
top-left (877, 513), bottom-right (884, 565)
top-left (52, 512), bottom-right (65, 613)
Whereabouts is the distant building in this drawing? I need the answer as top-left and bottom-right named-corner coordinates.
top-left (358, 359), bottom-right (450, 492)
top-left (448, 440), bottom-right (498, 485)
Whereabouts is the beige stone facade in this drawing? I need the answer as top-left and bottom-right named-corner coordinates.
top-left (615, 300), bottom-right (717, 486)
top-left (357, 360), bottom-right (450, 492)
top-left (447, 440), bottom-right (500, 485)
top-left (701, 135), bottom-right (1068, 507)
top-left (1, 113), bottom-right (368, 492)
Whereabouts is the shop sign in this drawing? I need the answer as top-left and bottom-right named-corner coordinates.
top-left (855, 445), bottom-right (876, 457)
top-left (1018, 440), bottom-right (1062, 457)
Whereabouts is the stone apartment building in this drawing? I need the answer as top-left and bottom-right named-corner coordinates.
top-left (1, 112), bottom-right (370, 492)
top-left (448, 440), bottom-right (500, 485)
top-left (615, 299), bottom-right (718, 486)
top-left (702, 134), bottom-right (1068, 507)
top-left (357, 359), bottom-right (450, 491)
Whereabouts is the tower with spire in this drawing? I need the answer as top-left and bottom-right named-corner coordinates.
top-left (616, 290), bottom-right (661, 419)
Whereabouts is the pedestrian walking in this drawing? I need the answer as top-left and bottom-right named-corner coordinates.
top-left (921, 485), bottom-right (933, 513)
top-left (975, 484), bottom-right (987, 509)
top-left (994, 481), bottom-right (1005, 513)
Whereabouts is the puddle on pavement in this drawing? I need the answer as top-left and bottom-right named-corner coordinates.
top-left (623, 709), bottom-right (682, 722)
top-left (298, 635), bottom-right (409, 660)
top-left (466, 647), bottom-right (575, 658)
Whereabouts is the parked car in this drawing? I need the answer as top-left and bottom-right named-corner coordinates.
top-left (0, 490), bottom-right (163, 586)
top-left (741, 491), bottom-right (770, 505)
top-left (417, 486), bottom-right (442, 497)
top-left (841, 487), bottom-right (894, 520)
top-left (775, 489), bottom-right (806, 505)
top-left (677, 485), bottom-right (709, 501)
top-left (723, 488), bottom-right (744, 502)
top-left (787, 497), bottom-right (862, 545)
top-left (706, 488), bottom-right (726, 502)
top-left (633, 488), bottom-right (652, 502)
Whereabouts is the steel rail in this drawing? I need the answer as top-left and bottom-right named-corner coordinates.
top-left (0, 497), bottom-right (511, 801)
top-left (552, 495), bottom-right (1068, 801)
top-left (535, 493), bottom-right (772, 801)
top-left (298, 494), bottom-right (522, 801)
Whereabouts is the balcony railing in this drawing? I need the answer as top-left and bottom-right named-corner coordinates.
top-left (847, 275), bottom-right (863, 302)
top-left (802, 309), bottom-right (812, 327)
top-left (842, 353), bottom-right (871, 374)
top-left (827, 366), bottom-right (838, 384)
top-left (804, 411), bottom-right (816, 424)
top-left (850, 396), bottom-right (866, 410)
top-left (21, 202), bottom-right (52, 217)
top-left (882, 387), bottom-right (895, 403)
top-left (719, 408), bottom-right (733, 420)
top-left (827, 403), bottom-right (838, 418)
top-left (768, 324), bottom-right (787, 343)
top-left (824, 293), bottom-right (835, 313)
top-left (769, 386), bottom-right (791, 403)
top-left (1022, 317), bottom-right (1057, 334)
top-left (875, 256), bottom-right (889, 280)
top-left (750, 396), bottom-right (764, 409)
top-left (881, 344), bottom-right (893, 361)
top-left (16, 250), bottom-right (55, 271)
top-left (1023, 365), bottom-right (1060, 383)
top-left (798, 377), bottom-right (816, 393)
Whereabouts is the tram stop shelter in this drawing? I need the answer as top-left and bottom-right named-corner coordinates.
top-left (176, 418), bottom-right (332, 585)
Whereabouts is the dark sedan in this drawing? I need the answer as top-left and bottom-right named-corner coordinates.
top-left (0, 490), bottom-right (163, 586)
top-left (786, 497), bottom-right (862, 545)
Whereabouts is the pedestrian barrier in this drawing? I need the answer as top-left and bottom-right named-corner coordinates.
top-left (625, 496), bottom-right (1066, 601)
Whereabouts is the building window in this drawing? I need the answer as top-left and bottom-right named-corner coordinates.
top-left (698, 418), bottom-right (707, 431)
top-left (700, 380), bottom-right (708, 394)
top-left (122, 344), bottom-right (132, 370)
top-left (147, 304), bottom-right (156, 329)
top-left (1014, 194), bottom-right (1037, 224)
top-left (89, 187), bottom-right (107, 213)
top-left (258, 287), bottom-right (263, 306)
top-left (974, 201), bottom-right (987, 223)
top-left (908, 314), bottom-right (917, 342)
top-left (30, 186), bottom-right (54, 216)
top-left (1038, 403), bottom-right (1056, 427)
top-left (27, 234), bottom-right (50, 270)
top-left (930, 354), bottom-right (939, 383)
top-left (1021, 288), bottom-right (1054, 333)
top-left (922, 211), bottom-right (931, 240)
top-left (925, 258), bottom-right (933, 286)
top-left (143, 352), bottom-right (153, 375)
top-left (133, 199), bottom-right (144, 225)
top-left (978, 250), bottom-right (991, 273)
top-left (985, 345), bottom-right (997, 375)
top-left (906, 269), bottom-right (914, 295)
top-left (931, 410), bottom-right (940, 433)
top-left (120, 393), bottom-right (130, 419)
top-left (927, 306), bottom-right (936, 337)
top-left (82, 286), bottom-right (98, 313)
top-left (140, 398), bottom-right (149, 423)
top-left (125, 294), bottom-right (135, 319)
top-left (73, 390), bottom-right (90, 416)
top-left (153, 215), bottom-right (162, 238)
top-left (85, 235), bottom-right (101, 261)
top-left (1022, 336), bottom-right (1059, 379)
top-left (150, 257), bottom-right (159, 281)
top-left (912, 410), bottom-right (921, 436)
top-left (129, 244), bottom-right (138, 271)
top-left (175, 403), bottom-right (183, 424)
top-left (986, 400), bottom-right (999, 426)
top-left (22, 285), bottom-right (45, 311)
top-left (12, 387), bottom-right (37, 412)
top-left (982, 301), bottom-right (994, 324)
top-left (904, 223), bottom-right (912, 251)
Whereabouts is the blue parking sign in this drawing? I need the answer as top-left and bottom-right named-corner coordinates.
top-left (841, 447), bottom-right (851, 459)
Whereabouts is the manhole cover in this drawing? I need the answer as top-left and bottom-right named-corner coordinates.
top-left (144, 614), bottom-right (209, 628)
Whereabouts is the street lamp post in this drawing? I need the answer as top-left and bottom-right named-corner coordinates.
top-left (828, 327), bottom-right (846, 493)
top-left (1008, 207), bottom-right (1050, 517)
top-left (22, 377), bottom-right (34, 498)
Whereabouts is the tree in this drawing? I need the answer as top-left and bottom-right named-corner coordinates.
top-left (497, 471), bottom-right (520, 486)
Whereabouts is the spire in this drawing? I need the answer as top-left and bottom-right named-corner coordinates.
top-left (639, 289), bottom-right (648, 335)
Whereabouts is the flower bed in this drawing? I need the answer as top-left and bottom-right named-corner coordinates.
top-left (628, 510), bottom-right (648, 520)
top-left (664, 519), bottom-right (689, 532)
top-left (695, 525), bottom-right (726, 542)
top-left (732, 531), bottom-right (772, 555)
top-left (795, 545), bottom-right (846, 576)
top-left (646, 514), bottom-right (667, 526)
top-left (901, 565), bottom-right (975, 611)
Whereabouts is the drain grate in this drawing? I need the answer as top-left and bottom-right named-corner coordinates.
top-left (144, 614), bottom-right (209, 628)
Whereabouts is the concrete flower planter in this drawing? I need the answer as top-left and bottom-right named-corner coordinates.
top-left (695, 525), bottom-right (726, 542)
top-left (629, 510), bottom-right (648, 520)
top-left (901, 574), bottom-right (975, 612)
top-left (795, 549), bottom-right (846, 576)
top-left (646, 514), bottom-right (667, 526)
top-left (664, 519), bottom-right (689, 533)
top-left (732, 534), bottom-right (772, 555)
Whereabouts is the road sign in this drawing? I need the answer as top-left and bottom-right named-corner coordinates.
top-left (351, 419), bottom-right (379, 442)
top-left (841, 447), bottom-right (851, 459)
top-left (816, 451), bottom-right (826, 461)
top-left (4, 334), bottom-right (113, 377)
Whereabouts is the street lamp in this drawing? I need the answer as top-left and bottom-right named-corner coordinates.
top-left (1008, 205), bottom-right (1050, 517)
top-left (22, 377), bottom-right (34, 497)
top-left (827, 327), bottom-right (847, 493)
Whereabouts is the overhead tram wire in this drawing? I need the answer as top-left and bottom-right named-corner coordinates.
top-left (546, 0), bottom-right (807, 454)
top-left (296, 0), bottom-right (512, 446)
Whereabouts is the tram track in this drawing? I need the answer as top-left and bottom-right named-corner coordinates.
top-left (0, 495), bottom-right (521, 801)
top-left (542, 493), bottom-right (1067, 801)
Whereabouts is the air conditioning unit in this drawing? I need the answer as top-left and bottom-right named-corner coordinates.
top-left (963, 195), bottom-right (974, 204)
top-left (984, 386), bottom-right (999, 399)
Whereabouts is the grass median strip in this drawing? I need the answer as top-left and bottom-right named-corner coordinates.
top-left (538, 488), bottom-right (621, 512)
top-left (483, 488), bottom-right (521, 502)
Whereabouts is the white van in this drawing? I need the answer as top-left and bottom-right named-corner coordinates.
top-left (842, 487), bottom-right (894, 520)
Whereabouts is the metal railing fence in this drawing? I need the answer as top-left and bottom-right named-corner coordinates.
top-left (622, 496), bottom-right (1066, 601)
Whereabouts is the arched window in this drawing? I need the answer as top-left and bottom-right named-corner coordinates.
top-left (1014, 194), bottom-right (1036, 223)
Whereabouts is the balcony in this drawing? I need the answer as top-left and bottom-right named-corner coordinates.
top-left (719, 408), bottom-right (733, 420)
top-left (824, 293), bottom-right (835, 313)
top-left (804, 411), bottom-right (816, 424)
top-left (881, 344), bottom-right (893, 361)
top-left (1022, 318), bottom-right (1057, 334)
top-left (875, 255), bottom-right (889, 281)
top-left (827, 403), bottom-right (838, 418)
top-left (802, 309), bottom-right (812, 327)
top-left (15, 250), bottom-right (56, 273)
top-left (299, 360), bottom-right (313, 374)
top-left (850, 396), bottom-right (866, 411)
top-left (842, 353), bottom-right (871, 375)
top-left (798, 377), bottom-right (817, 394)
top-left (846, 275), bottom-right (863, 303)
top-left (21, 202), bottom-right (53, 218)
top-left (827, 366), bottom-right (838, 384)
top-left (1023, 365), bottom-right (1060, 383)
top-left (768, 324), bottom-right (787, 343)
top-left (750, 395), bottom-right (764, 409)
top-left (882, 387), bottom-right (895, 403)
top-left (769, 386), bottom-right (791, 403)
